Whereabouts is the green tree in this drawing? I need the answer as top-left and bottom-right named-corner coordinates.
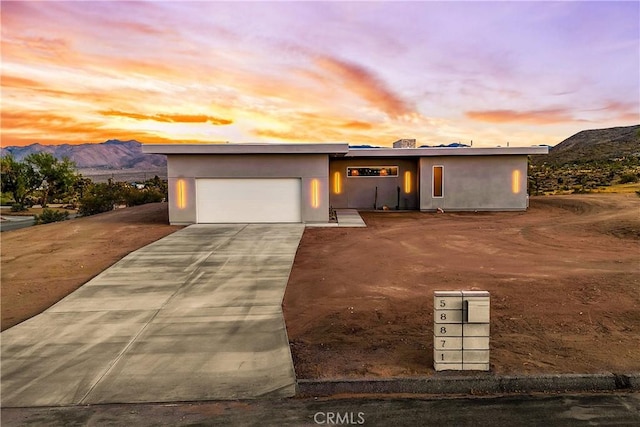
top-left (78, 180), bottom-right (127, 216)
top-left (0, 155), bottom-right (39, 210)
top-left (24, 152), bottom-right (78, 207)
top-left (72, 175), bottom-right (93, 205)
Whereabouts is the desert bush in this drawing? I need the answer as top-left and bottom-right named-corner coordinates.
top-left (78, 181), bottom-right (126, 216)
top-left (571, 186), bottom-right (591, 194)
top-left (34, 208), bottom-right (69, 224)
top-left (618, 172), bottom-right (639, 184)
top-left (11, 203), bottom-right (27, 212)
top-left (123, 188), bottom-right (164, 207)
top-left (78, 193), bottom-right (116, 216)
top-left (1, 192), bottom-right (15, 205)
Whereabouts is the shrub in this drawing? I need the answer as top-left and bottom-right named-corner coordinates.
top-left (1, 192), bottom-right (15, 205)
top-left (619, 173), bottom-right (639, 184)
top-left (77, 181), bottom-right (126, 216)
top-left (123, 188), bottom-right (164, 207)
top-left (11, 203), bottom-right (27, 212)
top-left (78, 193), bottom-right (116, 216)
top-left (571, 186), bottom-right (591, 194)
top-left (35, 208), bottom-right (69, 224)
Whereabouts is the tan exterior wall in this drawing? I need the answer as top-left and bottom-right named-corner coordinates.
top-left (166, 154), bottom-right (329, 224)
top-left (419, 156), bottom-right (529, 211)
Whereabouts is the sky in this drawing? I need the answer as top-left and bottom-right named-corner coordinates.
top-left (1, 1), bottom-right (639, 148)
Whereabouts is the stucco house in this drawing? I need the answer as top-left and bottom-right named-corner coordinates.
top-left (142, 141), bottom-right (548, 225)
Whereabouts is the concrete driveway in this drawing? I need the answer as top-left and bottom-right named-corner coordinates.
top-left (1, 224), bottom-right (304, 407)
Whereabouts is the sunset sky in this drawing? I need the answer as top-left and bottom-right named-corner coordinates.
top-left (1, 1), bottom-right (638, 148)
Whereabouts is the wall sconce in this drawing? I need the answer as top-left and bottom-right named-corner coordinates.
top-left (176, 179), bottom-right (187, 209)
top-left (333, 171), bottom-right (342, 194)
top-left (404, 171), bottom-right (412, 193)
top-left (311, 179), bottom-right (320, 208)
top-left (511, 170), bottom-right (521, 194)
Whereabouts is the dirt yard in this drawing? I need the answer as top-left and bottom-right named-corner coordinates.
top-left (2, 195), bottom-right (638, 378)
top-left (283, 194), bottom-right (640, 378)
top-left (1, 203), bottom-right (182, 330)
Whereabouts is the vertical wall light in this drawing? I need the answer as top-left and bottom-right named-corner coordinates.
top-left (511, 170), bottom-right (521, 194)
top-left (404, 171), bottom-right (412, 193)
top-left (311, 179), bottom-right (320, 208)
top-left (176, 179), bottom-right (187, 209)
top-left (333, 171), bottom-right (342, 194)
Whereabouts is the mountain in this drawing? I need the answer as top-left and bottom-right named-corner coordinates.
top-left (0, 140), bottom-right (167, 170)
top-left (529, 125), bottom-right (640, 194)
top-left (533, 124), bottom-right (640, 166)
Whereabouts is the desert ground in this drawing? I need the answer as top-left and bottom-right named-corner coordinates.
top-left (1, 195), bottom-right (638, 379)
top-left (0, 203), bottom-right (181, 330)
top-left (283, 194), bottom-right (640, 378)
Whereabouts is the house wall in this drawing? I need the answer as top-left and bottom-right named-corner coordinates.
top-left (329, 158), bottom-right (418, 209)
top-left (166, 154), bottom-right (329, 224)
top-left (419, 155), bottom-right (529, 211)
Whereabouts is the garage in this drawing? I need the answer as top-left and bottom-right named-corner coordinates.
top-left (195, 178), bottom-right (302, 223)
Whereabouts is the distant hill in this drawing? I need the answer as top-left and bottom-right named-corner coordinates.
top-left (529, 125), bottom-right (640, 194)
top-left (534, 125), bottom-right (640, 166)
top-left (0, 140), bottom-right (167, 170)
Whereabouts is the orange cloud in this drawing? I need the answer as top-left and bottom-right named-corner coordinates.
top-left (100, 110), bottom-right (233, 125)
top-left (465, 108), bottom-right (575, 125)
top-left (0, 110), bottom-right (208, 147)
top-left (314, 55), bottom-right (413, 118)
top-left (1, 75), bottom-right (46, 89)
top-left (340, 121), bottom-right (374, 130)
top-left (251, 109), bottom-right (395, 145)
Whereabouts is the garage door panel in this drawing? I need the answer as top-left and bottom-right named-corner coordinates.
top-left (196, 179), bottom-right (301, 223)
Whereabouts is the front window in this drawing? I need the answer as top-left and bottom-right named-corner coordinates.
top-left (347, 166), bottom-right (398, 177)
top-left (433, 165), bottom-right (444, 197)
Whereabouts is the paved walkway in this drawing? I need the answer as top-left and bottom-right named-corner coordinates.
top-left (335, 209), bottom-right (367, 227)
top-left (1, 224), bottom-right (304, 407)
top-left (306, 209), bottom-right (367, 228)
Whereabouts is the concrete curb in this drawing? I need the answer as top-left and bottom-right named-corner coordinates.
top-left (297, 372), bottom-right (640, 397)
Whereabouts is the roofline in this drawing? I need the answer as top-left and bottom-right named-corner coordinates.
top-left (142, 143), bottom-right (350, 155)
top-left (142, 143), bottom-right (548, 156)
top-left (345, 146), bottom-right (549, 157)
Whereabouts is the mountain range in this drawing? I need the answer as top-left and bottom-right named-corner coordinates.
top-left (533, 124), bottom-right (640, 165)
top-left (0, 140), bottom-right (166, 170)
top-left (1, 125), bottom-right (639, 170)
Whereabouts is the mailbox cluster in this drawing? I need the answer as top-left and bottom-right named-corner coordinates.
top-left (434, 290), bottom-right (490, 371)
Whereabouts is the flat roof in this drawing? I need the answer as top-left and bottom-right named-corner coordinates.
top-left (346, 146), bottom-right (549, 157)
top-left (143, 143), bottom-right (548, 156)
top-left (142, 143), bottom-right (349, 155)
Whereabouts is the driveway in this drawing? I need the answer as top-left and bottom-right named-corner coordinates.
top-left (1, 224), bottom-right (304, 407)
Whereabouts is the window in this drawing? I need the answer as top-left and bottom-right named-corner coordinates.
top-left (347, 166), bottom-right (398, 177)
top-left (433, 166), bottom-right (443, 197)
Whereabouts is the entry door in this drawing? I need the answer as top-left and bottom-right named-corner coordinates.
top-left (196, 178), bottom-right (302, 223)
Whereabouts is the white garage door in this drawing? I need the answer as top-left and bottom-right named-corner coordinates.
top-left (196, 178), bottom-right (302, 223)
